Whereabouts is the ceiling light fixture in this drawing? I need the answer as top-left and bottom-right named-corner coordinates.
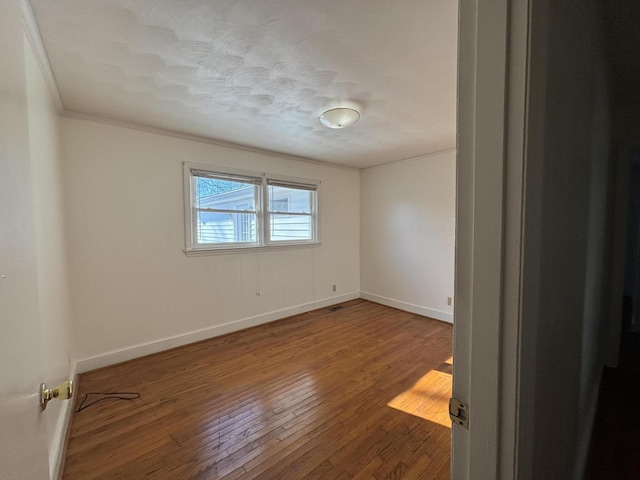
top-left (319, 107), bottom-right (360, 129)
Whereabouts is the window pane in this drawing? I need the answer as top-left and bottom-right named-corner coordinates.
top-left (268, 185), bottom-right (311, 213)
top-left (197, 211), bottom-right (257, 244)
top-left (270, 214), bottom-right (312, 241)
top-left (186, 167), bottom-right (319, 250)
top-left (196, 176), bottom-right (256, 211)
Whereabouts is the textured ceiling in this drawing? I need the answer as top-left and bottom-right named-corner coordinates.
top-left (30, 0), bottom-right (458, 168)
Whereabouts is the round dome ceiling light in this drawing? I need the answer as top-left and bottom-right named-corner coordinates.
top-left (319, 107), bottom-right (360, 129)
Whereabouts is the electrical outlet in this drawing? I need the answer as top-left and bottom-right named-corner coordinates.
top-left (447, 297), bottom-right (453, 306)
top-left (333, 284), bottom-right (337, 292)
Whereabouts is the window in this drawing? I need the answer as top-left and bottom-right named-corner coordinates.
top-left (192, 172), bottom-right (261, 246)
top-left (267, 180), bottom-right (314, 243)
top-left (184, 164), bottom-right (318, 253)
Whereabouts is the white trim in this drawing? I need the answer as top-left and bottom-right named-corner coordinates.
top-left (184, 242), bottom-right (322, 257)
top-left (359, 292), bottom-right (453, 323)
top-left (264, 173), bottom-right (321, 188)
top-left (75, 292), bottom-right (360, 373)
top-left (185, 163), bottom-right (319, 252)
top-left (454, 0), bottom-right (530, 478)
top-left (50, 361), bottom-right (77, 480)
top-left (61, 111), bottom-right (457, 172)
top-left (185, 162), bottom-right (266, 180)
top-left (63, 111), bottom-right (361, 172)
top-left (185, 162), bottom-right (263, 250)
top-left (183, 162), bottom-right (194, 252)
top-left (264, 177), bottom-right (318, 246)
top-left (15, 5), bottom-right (449, 174)
top-left (499, 0), bottom-right (531, 477)
top-left (360, 148), bottom-right (456, 172)
top-left (19, 0), bottom-right (64, 113)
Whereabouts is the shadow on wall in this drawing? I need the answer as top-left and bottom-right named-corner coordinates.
top-left (624, 149), bottom-right (640, 332)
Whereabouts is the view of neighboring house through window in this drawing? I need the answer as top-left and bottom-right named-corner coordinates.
top-left (194, 172), bottom-right (260, 245)
top-left (267, 181), bottom-right (314, 242)
top-left (185, 164), bottom-right (318, 252)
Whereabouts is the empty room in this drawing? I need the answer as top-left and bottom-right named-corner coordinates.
top-left (4, 0), bottom-right (629, 479)
top-left (2, 0), bottom-right (459, 478)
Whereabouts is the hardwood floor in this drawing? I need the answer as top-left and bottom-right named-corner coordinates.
top-left (63, 299), bottom-right (453, 479)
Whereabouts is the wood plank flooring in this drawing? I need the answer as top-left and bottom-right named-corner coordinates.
top-left (63, 299), bottom-right (453, 479)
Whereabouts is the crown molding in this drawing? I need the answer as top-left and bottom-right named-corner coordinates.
top-left (62, 110), bottom-right (362, 172)
top-left (20, 0), bottom-right (64, 113)
top-left (361, 148), bottom-right (457, 172)
top-left (15, 0), bottom-right (447, 173)
top-left (18, 0), bottom-right (450, 173)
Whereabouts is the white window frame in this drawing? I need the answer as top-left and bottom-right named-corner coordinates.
top-left (183, 163), bottom-right (320, 255)
top-left (264, 178), bottom-right (318, 246)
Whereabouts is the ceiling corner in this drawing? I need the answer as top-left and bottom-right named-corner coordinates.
top-left (20, 0), bottom-right (65, 113)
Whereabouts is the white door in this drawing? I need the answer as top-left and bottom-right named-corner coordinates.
top-left (0, 1), bottom-right (51, 478)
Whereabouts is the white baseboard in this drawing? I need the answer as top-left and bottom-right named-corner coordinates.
top-left (76, 292), bottom-right (359, 373)
top-left (360, 291), bottom-right (453, 323)
top-left (75, 290), bottom-right (451, 375)
top-left (50, 361), bottom-right (77, 480)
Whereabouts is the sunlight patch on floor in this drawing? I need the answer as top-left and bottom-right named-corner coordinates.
top-left (387, 369), bottom-right (452, 428)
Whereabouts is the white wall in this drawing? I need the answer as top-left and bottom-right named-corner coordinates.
top-left (1, 4), bottom-right (452, 478)
top-left (522, 1), bottom-right (614, 477)
top-left (0, 0), bottom-right (73, 478)
top-left (360, 150), bottom-right (455, 322)
top-left (61, 117), bottom-right (360, 370)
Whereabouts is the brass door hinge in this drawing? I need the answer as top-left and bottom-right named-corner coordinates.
top-left (449, 397), bottom-right (469, 429)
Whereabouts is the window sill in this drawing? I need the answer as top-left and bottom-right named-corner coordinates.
top-left (184, 242), bottom-right (322, 257)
